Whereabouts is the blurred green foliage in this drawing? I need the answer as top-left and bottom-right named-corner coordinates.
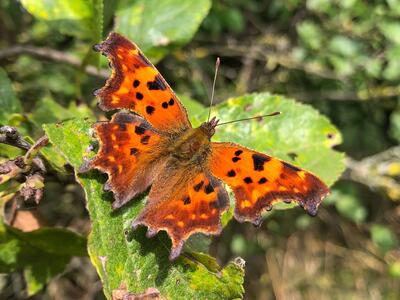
top-left (0, 223), bottom-right (86, 295)
top-left (0, 0), bottom-right (399, 299)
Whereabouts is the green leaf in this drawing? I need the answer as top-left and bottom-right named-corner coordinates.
top-left (389, 107), bottom-right (400, 143)
top-left (24, 135), bottom-right (68, 175)
top-left (387, 0), bottom-right (400, 16)
top-left (328, 35), bottom-right (360, 57)
top-left (379, 21), bottom-right (400, 44)
top-left (371, 224), bottom-right (398, 254)
top-left (178, 94), bottom-right (207, 121)
top-left (44, 119), bottom-right (245, 300)
top-left (328, 189), bottom-right (367, 223)
top-left (92, 0), bottom-right (104, 68)
top-left (28, 97), bottom-right (95, 174)
top-left (30, 97), bottom-right (95, 128)
top-left (92, 0), bottom-right (104, 41)
top-left (0, 68), bottom-right (22, 125)
top-left (297, 21), bottom-right (324, 50)
top-left (115, 0), bottom-right (211, 61)
top-left (389, 261), bottom-right (400, 278)
top-left (20, 0), bottom-right (93, 21)
top-left (195, 93), bottom-right (344, 186)
top-left (20, 0), bottom-right (93, 38)
top-left (20, 0), bottom-right (103, 42)
top-left (306, 0), bottom-right (332, 13)
top-left (0, 222), bottom-right (86, 295)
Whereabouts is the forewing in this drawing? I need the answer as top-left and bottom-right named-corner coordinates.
top-left (132, 164), bottom-right (229, 260)
top-left (208, 142), bottom-right (329, 225)
top-left (93, 32), bottom-right (191, 133)
top-left (79, 112), bottom-right (166, 209)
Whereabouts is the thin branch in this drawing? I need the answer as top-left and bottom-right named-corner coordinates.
top-left (206, 44), bottom-right (344, 81)
top-left (293, 85), bottom-right (400, 102)
top-left (343, 146), bottom-right (400, 200)
top-left (0, 45), bottom-right (109, 79)
top-left (0, 126), bottom-right (31, 151)
top-left (236, 43), bottom-right (260, 94)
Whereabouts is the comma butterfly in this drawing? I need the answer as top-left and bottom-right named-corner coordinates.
top-left (79, 32), bottom-right (330, 260)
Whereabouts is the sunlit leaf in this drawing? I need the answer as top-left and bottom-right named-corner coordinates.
top-left (115, 0), bottom-right (211, 61)
top-left (20, 0), bottom-right (103, 41)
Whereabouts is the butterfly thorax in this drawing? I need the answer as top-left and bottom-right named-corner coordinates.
top-left (167, 118), bottom-right (218, 163)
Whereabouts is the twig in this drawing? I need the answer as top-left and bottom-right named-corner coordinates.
top-left (236, 43), bottom-right (260, 94)
top-left (344, 146), bottom-right (400, 200)
top-left (206, 43), bottom-right (344, 81)
top-left (293, 85), bottom-right (400, 102)
top-left (23, 135), bottom-right (48, 172)
top-left (0, 126), bottom-right (31, 150)
top-left (0, 45), bottom-right (109, 79)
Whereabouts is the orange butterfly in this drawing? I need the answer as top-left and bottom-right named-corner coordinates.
top-left (79, 32), bottom-right (330, 260)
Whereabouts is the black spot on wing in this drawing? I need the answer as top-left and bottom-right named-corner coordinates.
top-left (252, 154), bottom-right (271, 171)
top-left (227, 170), bottom-right (236, 177)
top-left (282, 161), bottom-right (301, 172)
top-left (134, 126), bottom-right (145, 135)
top-left (130, 148), bottom-right (138, 155)
top-left (232, 157), bottom-right (241, 162)
top-left (235, 150), bottom-right (243, 156)
top-left (168, 98), bottom-right (174, 106)
top-left (162, 102), bottom-right (168, 109)
top-left (193, 181), bottom-right (204, 192)
top-left (133, 80), bottom-right (140, 88)
top-left (147, 75), bottom-right (167, 91)
top-left (204, 183), bottom-right (214, 194)
top-left (146, 106), bottom-right (155, 115)
top-left (140, 135), bottom-right (150, 145)
top-left (183, 196), bottom-right (191, 205)
top-left (136, 92), bottom-right (144, 100)
top-left (258, 177), bottom-right (267, 184)
top-left (243, 177), bottom-right (253, 184)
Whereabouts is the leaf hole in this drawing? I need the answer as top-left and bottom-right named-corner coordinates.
top-left (287, 152), bottom-right (298, 160)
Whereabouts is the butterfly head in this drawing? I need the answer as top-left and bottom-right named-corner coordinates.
top-left (200, 116), bottom-right (219, 139)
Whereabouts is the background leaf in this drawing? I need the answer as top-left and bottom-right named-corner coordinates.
top-left (0, 222), bottom-right (86, 295)
top-left (30, 97), bottom-right (95, 128)
top-left (0, 68), bottom-right (22, 125)
top-left (115, 0), bottom-right (211, 61)
top-left (20, 0), bottom-right (103, 42)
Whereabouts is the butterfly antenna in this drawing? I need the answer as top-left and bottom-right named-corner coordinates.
top-left (207, 57), bottom-right (220, 122)
top-left (216, 111), bottom-right (281, 126)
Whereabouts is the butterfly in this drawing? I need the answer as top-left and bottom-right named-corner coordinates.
top-left (79, 32), bottom-right (330, 260)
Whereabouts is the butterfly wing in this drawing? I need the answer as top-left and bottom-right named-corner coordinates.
top-left (132, 162), bottom-right (229, 260)
top-left (208, 142), bottom-right (329, 225)
top-left (93, 32), bottom-right (191, 133)
top-left (79, 112), bottom-right (167, 209)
